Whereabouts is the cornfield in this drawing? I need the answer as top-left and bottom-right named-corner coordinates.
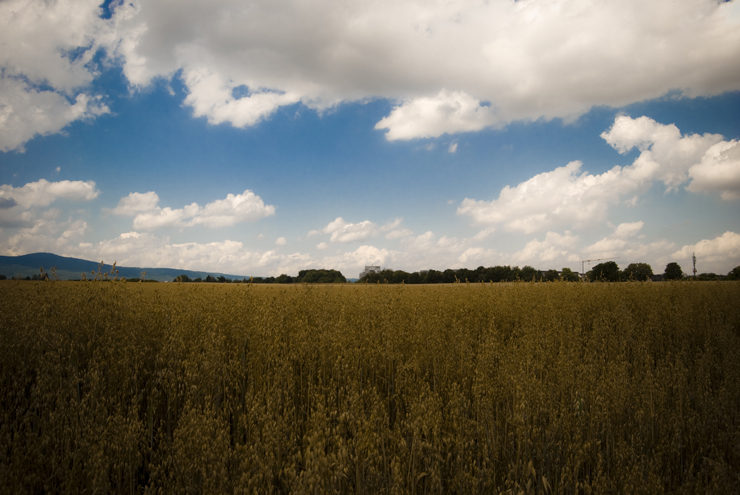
top-left (1, 280), bottom-right (739, 494)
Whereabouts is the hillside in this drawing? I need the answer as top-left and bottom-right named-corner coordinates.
top-left (0, 253), bottom-right (250, 282)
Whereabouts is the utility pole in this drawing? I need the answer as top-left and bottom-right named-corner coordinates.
top-left (581, 257), bottom-right (620, 279)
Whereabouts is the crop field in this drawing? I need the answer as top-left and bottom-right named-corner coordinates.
top-left (1, 280), bottom-right (739, 494)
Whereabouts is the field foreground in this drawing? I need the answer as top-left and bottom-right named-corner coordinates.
top-left (1, 281), bottom-right (739, 494)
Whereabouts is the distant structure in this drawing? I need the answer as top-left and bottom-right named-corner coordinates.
top-left (693, 252), bottom-right (697, 278)
top-left (359, 265), bottom-right (382, 279)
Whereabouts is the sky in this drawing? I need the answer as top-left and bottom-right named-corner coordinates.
top-left (1, 0), bottom-right (739, 279)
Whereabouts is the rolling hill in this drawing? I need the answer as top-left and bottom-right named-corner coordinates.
top-left (0, 253), bottom-right (251, 282)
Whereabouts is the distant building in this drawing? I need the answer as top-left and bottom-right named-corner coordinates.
top-left (359, 265), bottom-right (382, 278)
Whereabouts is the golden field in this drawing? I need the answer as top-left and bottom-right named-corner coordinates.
top-left (1, 280), bottom-right (739, 494)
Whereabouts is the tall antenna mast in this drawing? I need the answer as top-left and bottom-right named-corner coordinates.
top-left (693, 252), bottom-right (697, 279)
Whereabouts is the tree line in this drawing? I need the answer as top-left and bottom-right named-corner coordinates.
top-left (359, 262), bottom-right (740, 284)
top-left (173, 268), bottom-right (347, 284)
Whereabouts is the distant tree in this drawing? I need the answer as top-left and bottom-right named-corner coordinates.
top-left (560, 268), bottom-right (579, 282)
top-left (664, 262), bottom-right (683, 281)
top-left (174, 274), bottom-right (191, 282)
top-left (193, 277), bottom-right (202, 283)
top-left (487, 265), bottom-right (512, 282)
top-left (509, 266), bottom-right (522, 281)
top-left (298, 269), bottom-right (347, 283)
top-left (696, 273), bottom-right (718, 281)
top-left (622, 263), bottom-right (654, 281)
top-left (520, 265), bottom-right (539, 282)
top-left (275, 274), bottom-right (293, 284)
top-left (0, 275), bottom-right (6, 280)
top-left (205, 275), bottom-right (217, 283)
top-left (590, 261), bottom-right (621, 282)
top-left (726, 266), bottom-right (740, 280)
top-left (543, 269), bottom-right (559, 282)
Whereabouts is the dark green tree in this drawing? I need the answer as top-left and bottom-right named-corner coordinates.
top-left (205, 275), bottom-right (217, 283)
top-left (590, 261), bottom-right (621, 282)
top-left (560, 268), bottom-right (579, 282)
top-left (664, 262), bottom-right (683, 281)
top-left (275, 274), bottom-right (293, 284)
top-left (726, 266), bottom-right (740, 280)
top-left (520, 265), bottom-right (539, 282)
top-left (622, 263), bottom-right (654, 281)
top-left (174, 274), bottom-right (191, 282)
top-left (543, 269), bottom-right (559, 282)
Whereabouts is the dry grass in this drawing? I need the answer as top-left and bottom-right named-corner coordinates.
top-left (1, 280), bottom-right (739, 494)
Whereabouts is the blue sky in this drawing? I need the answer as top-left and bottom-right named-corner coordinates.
top-left (1, 0), bottom-right (739, 278)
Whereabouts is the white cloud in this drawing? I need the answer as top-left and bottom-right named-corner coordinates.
top-left (601, 115), bottom-right (723, 191)
top-left (182, 68), bottom-right (301, 128)
top-left (381, 218), bottom-right (403, 231)
top-left (375, 91), bottom-right (497, 141)
top-left (0, 0), bottom-right (111, 151)
top-left (3, 216), bottom-right (89, 256)
top-left (100, 0), bottom-right (740, 139)
top-left (316, 242), bottom-right (328, 250)
top-left (386, 228), bottom-right (414, 239)
top-left (584, 222), bottom-right (645, 259)
top-left (0, 179), bottom-right (99, 209)
top-left (671, 231), bottom-right (740, 274)
top-left (458, 116), bottom-right (734, 234)
top-left (112, 189), bottom-right (275, 230)
top-left (448, 142), bottom-right (458, 153)
top-left (190, 190), bottom-right (276, 228)
top-left (323, 217), bottom-right (378, 243)
top-left (109, 191), bottom-right (160, 215)
top-left (513, 231), bottom-right (580, 265)
top-left (613, 221), bottom-right (645, 239)
top-left (686, 140), bottom-right (740, 200)
top-left (275, 236), bottom-right (287, 245)
top-left (581, 222), bottom-right (678, 271)
top-left (5, 0), bottom-right (740, 148)
top-left (0, 179), bottom-right (99, 228)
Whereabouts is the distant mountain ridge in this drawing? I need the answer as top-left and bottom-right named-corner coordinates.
top-left (0, 253), bottom-right (251, 282)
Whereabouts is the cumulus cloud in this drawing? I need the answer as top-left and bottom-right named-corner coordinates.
top-left (386, 229), bottom-right (414, 239)
top-left (275, 236), bottom-right (287, 245)
top-left (0, 179), bottom-right (99, 209)
top-left (0, 0), bottom-right (110, 151)
top-left (458, 116), bottom-right (734, 234)
top-left (109, 191), bottom-right (160, 215)
top-left (671, 231), bottom-right (740, 273)
top-left (686, 140), bottom-right (740, 200)
top-left (111, 189), bottom-right (275, 230)
top-left (0, 79), bottom-right (109, 152)
top-left (0, 179), bottom-right (99, 228)
top-left (323, 217), bottom-right (378, 243)
top-left (6, 0), bottom-right (740, 147)
top-left (584, 222), bottom-right (646, 259)
top-left (3, 215), bottom-right (89, 256)
top-left (97, 0), bottom-right (740, 140)
top-left (375, 91), bottom-right (497, 141)
top-left (601, 115), bottom-right (723, 191)
top-left (513, 231), bottom-right (580, 265)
